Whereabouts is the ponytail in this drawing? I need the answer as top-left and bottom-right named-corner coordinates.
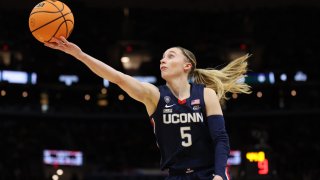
top-left (192, 54), bottom-right (252, 101)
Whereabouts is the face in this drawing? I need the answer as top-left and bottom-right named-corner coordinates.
top-left (160, 47), bottom-right (192, 80)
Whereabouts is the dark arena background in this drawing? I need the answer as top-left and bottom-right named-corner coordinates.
top-left (1, 0), bottom-right (320, 179)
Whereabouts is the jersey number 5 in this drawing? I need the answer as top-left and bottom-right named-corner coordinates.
top-left (180, 126), bottom-right (192, 147)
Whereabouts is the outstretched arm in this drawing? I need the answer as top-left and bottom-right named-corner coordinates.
top-left (44, 37), bottom-right (159, 114)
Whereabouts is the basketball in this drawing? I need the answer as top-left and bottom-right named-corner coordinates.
top-left (29, 0), bottom-right (74, 43)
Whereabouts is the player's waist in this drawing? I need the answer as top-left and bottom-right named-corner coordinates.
top-left (168, 164), bottom-right (214, 176)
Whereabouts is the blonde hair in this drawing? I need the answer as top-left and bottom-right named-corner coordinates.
top-left (176, 46), bottom-right (252, 101)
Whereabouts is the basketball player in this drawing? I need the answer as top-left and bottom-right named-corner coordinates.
top-left (45, 37), bottom-right (251, 180)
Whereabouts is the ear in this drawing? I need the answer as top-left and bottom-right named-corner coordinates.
top-left (184, 62), bottom-right (192, 72)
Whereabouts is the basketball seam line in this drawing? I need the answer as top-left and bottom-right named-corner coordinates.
top-left (49, 20), bottom-right (74, 42)
top-left (45, 0), bottom-right (65, 13)
top-left (60, 3), bottom-right (70, 37)
top-left (46, 0), bottom-right (69, 37)
top-left (50, 21), bottom-right (69, 42)
top-left (30, 11), bottom-right (62, 15)
top-left (31, 12), bottom-right (72, 33)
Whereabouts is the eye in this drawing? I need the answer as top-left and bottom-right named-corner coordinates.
top-left (168, 54), bottom-right (174, 58)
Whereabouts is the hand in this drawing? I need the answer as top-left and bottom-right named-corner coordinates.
top-left (212, 175), bottom-right (223, 180)
top-left (44, 36), bottom-right (82, 58)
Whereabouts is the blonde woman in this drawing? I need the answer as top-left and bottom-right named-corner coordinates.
top-left (45, 36), bottom-right (251, 180)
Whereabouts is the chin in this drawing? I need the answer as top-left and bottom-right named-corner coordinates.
top-left (161, 74), bottom-right (167, 81)
top-left (161, 73), bottom-right (170, 81)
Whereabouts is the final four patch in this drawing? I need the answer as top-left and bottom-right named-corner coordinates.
top-left (164, 96), bottom-right (171, 104)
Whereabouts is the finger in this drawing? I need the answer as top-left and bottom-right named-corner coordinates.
top-left (59, 36), bottom-right (68, 44)
top-left (51, 37), bottom-right (62, 45)
top-left (44, 41), bottom-right (57, 46)
top-left (51, 37), bottom-right (66, 46)
top-left (53, 36), bottom-right (68, 46)
top-left (44, 43), bottom-right (55, 49)
top-left (44, 42), bottom-right (60, 49)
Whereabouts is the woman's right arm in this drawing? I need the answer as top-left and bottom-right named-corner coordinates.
top-left (44, 36), bottom-right (159, 114)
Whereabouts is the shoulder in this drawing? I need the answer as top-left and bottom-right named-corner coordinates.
top-left (141, 83), bottom-right (161, 115)
top-left (141, 82), bottom-right (160, 100)
top-left (203, 87), bottom-right (219, 106)
top-left (204, 87), bottom-right (217, 98)
top-left (142, 82), bottom-right (160, 91)
top-left (203, 87), bottom-right (223, 116)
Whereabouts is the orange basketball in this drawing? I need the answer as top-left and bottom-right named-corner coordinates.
top-left (29, 0), bottom-right (74, 43)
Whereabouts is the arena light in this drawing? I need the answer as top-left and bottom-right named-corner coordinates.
top-left (52, 174), bottom-right (59, 180)
top-left (22, 91), bottom-right (28, 98)
top-left (1, 70), bottom-right (37, 84)
top-left (257, 91), bottom-right (263, 98)
top-left (56, 169), bottom-right (63, 176)
top-left (245, 72), bottom-right (274, 85)
top-left (280, 73), bottom-right (287, 81)
top-left (84, 94), bottom-right (91, 101)
top-left (232, 93), bottom-right (238, 99)
top-left (101, 88), bottom-right (107, 95)
top-left (294, 71), bottom-right (307, 82)
top-left (244, 71), bottom-right (312, 85)
top-left (1, 90), bottom-right (6, 96)
top-left (97, 99), bottom-right (108, 107)
top-left (121, 56), bottom-right (130, 63)
top-left (43, 149), bottom-right (83, 166)
top-left (120, 52), bottom-right (151, 70)
top-left (103, 79), bottom-right (110, 87)
top-left (118, 94), bottom-right (125, 101)
top-left (59, 75), bottom-right (79, 86)
top-left (116, 40), bottom-right (152, 72)
top-left (268, 72), bottom-right (275, 84)
top-left (257, 73), bottom-right (266, 83)
top-left (40, 92), bottom-right (49, 113)
top-left (237, 77), bottom-right (245, 83)
top-left (227, 150), bottom-right (241, 165)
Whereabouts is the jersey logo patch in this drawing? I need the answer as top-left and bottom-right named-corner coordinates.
top-left (193, 105), bottom-right (201, 110)
top-left (164, 96), bottom-right (171, 104)
top-left (163, 109), bottom-right (173, 113)
top-left (165, 104), bottom-right (175, 108)
top-left (191, 99), bottom-right (200, 105)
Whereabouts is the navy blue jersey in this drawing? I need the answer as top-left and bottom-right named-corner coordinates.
top-left (150, 83), bottom-right (215, 170)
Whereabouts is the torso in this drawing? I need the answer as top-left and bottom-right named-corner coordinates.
top-left (149, 83), bottom-right (215, 170)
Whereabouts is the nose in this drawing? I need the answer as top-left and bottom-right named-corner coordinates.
top-left (160, 58), bottom-right (166, 64)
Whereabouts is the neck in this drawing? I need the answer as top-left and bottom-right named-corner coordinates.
top-left (166, 77), bottom-right (190, 100)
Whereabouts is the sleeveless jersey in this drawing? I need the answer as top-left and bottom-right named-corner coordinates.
top-left (150, 83), bottom-right (215, 170)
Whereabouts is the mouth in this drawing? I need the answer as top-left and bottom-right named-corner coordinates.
top-left (160, 66), bottom-right (167, 71)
